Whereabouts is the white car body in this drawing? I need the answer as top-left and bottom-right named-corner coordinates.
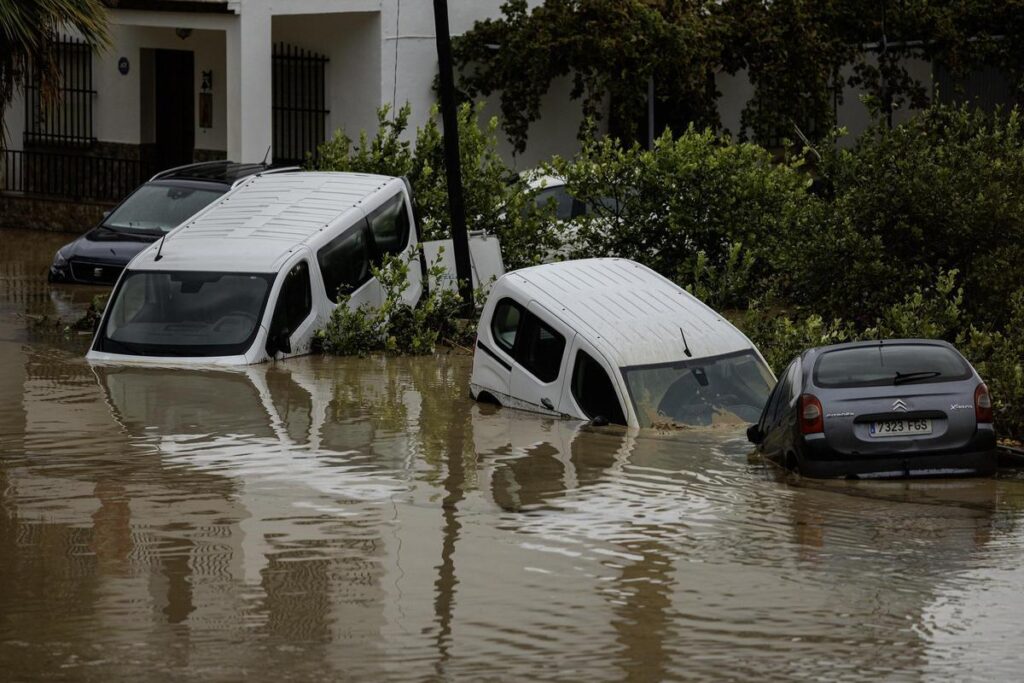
top-left (88, 171), bottom-right (422, 367)
top-left (470, 258), bottom-right (774, 429)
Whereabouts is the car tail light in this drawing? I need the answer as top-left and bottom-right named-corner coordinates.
top-left (975, 384), bottom-right (993, 423)
top-left (799, 394), bottom-right (824, 434)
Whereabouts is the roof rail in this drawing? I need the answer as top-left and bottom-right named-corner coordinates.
top-left (229, 165), bottom-right (301, 189)
top-left (149, 159), bottom-right (236, 182)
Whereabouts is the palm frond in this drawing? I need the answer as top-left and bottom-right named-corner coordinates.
top-left (0, 0), bottom-right (109, 148)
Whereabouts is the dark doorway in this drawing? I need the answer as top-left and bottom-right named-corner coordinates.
top-left (154, 49), bottom-right (195, 170)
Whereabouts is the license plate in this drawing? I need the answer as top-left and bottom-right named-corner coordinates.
top-left (869, 418), bottom-right (933, 437)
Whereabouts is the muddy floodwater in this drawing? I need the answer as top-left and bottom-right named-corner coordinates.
top-left (3, 228), bottom-right (1024, 681)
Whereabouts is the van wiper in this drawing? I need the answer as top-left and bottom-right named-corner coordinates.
top-left (894, 370), bottom-right (941, 385)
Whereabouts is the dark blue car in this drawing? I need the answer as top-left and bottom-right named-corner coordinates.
top-left (747, 339), bottom-right (997, 479)
top-left (48, 161), bottom-right (294, 285)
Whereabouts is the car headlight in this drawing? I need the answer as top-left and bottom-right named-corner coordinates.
top-left (53, 249), bottom-right (68, 268)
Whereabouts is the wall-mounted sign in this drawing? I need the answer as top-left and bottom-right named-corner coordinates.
top-left (118, 57), bottom-right (129, 75)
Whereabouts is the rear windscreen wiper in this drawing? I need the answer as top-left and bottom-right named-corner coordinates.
top-left (893, 370), bottom-right (941, 385)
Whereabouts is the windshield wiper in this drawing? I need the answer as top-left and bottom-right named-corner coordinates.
top-left (894, 370), bottom-right (941, 385)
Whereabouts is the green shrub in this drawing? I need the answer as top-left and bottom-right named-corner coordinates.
top-left (312, 101), bottom-right (1023, 437)
top-left (315, 248), bottom-right (474, 357)
top-left (961, 291), bottom-right (1024, 440)
top-left (315, 102), bottom-right (560, 269)
top-left (741, 307), bottom-right (855, 375)
top-left (790, 106), bottom-right (1024, 326)
top-left (548, 128), bottom-right (813, 308)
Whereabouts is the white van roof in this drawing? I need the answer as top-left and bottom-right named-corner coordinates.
top-left (499, 258), bottom-right (755, 368)
top-left (128, 172), bottom-right (404, 273)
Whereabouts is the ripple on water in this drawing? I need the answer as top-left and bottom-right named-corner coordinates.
top-left (3, 257), bottom-right (1024, 680)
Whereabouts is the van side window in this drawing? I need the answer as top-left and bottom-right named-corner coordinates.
top-left (489, 298), bottom-right (566, 383)
top-left (491, 299), bottom-right (522, 353)
top-left (572, 350), bottom-right (626, 425)
top-left (366, 194), bottom-right (410, 261)
top-left (317, 222), bottom-right (371, 302)
top-left (517, 313), bottom-right (566, 383)
top-left (267, 261), bottom-right (312, 355)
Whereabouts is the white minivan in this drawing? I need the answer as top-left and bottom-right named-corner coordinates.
top-left (88, 171), bottom-right (422, 366)
top-left (470, 258), bottom-right (776, 429)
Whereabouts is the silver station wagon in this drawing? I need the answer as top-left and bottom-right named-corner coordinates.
top-left (747, 339), bottom-right (997, 479)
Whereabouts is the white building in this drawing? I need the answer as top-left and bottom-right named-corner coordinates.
top-left (0, 0), bottom-right (1004, 225)
top-left (2, 0), bottom-right (585, 171)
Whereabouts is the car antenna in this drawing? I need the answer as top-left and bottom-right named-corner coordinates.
top-left (679, 327), bottom-right (693, 357)
top-left (154, 234), bottom-right (166, 262)
top-left (261, 145), bottom-right (271, 167)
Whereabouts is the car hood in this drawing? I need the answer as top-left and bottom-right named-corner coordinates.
top-left (63, 228), bottom-right (157, 264)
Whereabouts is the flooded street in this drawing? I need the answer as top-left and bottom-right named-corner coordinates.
top-left (3, 228), bottom-right (1024, 681)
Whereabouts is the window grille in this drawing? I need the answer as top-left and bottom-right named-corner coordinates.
top-left (272, 43), bottom-right (330, 165)
top-left (24, 36), bottom-right (96, 147)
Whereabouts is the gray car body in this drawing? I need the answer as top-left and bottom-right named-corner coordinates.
top-left (750, 339), bottom-right (996, 478)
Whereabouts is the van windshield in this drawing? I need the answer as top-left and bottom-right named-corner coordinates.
top-left (623, 351), bottom-right (775, 428)
top-left (95, 270), bottom-right (274, 357)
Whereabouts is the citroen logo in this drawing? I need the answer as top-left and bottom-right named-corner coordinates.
top-left (892, 399), bottom-right (909, 412)
top-left (93, 267), bottom-right (104, 278)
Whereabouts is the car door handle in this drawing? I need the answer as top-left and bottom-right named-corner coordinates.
top-left (541, 398), bottom-right (554, 410)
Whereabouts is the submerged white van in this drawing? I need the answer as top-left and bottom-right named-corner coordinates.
top-left (88, 171), bottom-right (422, 366)
top-left (470, 258), bottom-right (776, 429)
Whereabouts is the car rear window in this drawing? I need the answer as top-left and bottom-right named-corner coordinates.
top-left (104, 183), bottom-right (224, 233)
top-left (813, 344), bottom-right (971, 388)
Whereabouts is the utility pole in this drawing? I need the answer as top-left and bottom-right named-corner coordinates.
top-left (432, 0), bottom-right (475, 312)
top-left (880, 0), bottom-right (893, 129)
top-left (647, 76), bottom-right (655, 150)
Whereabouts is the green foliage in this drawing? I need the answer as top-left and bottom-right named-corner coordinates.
top-left (790, 106), bottom-right (1024, 328)
top-left (961, 291), bottom-right (1024, 440)
top-left (548, 127), bottom-right (812, 308)
top-left (741, 308), bottom-right (855, 376)
top-left (313, 103), bottom-right (414, 177)
top-left (315, 249), bottom-right (472, 357)
top-left (686, 242), bottom-right (756, 311)
top-left (453, 0), bottom-right (722, 151)
top-left (314, 102), bottom-right (559, 269)
top-left (453, 0), bottom-right (1024, 150)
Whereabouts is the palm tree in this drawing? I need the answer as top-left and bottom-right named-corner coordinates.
top-left (0, 0), bottom-right (109, 147)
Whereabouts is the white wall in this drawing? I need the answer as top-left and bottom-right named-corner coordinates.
top-left (836, 56), bottom-right (933, 142)
top-left (271, 12), bottom-right (381, 145)
top-left (715, 69), bottom-right (755, 141)
top-left (716, 57), bottom-right (935, 146)
top-left (380, 0), bottom-right (585, 168)
top-left (94, 23), bottom-right (227, 151)
top-left (4, 90), bottom-right (26, 152)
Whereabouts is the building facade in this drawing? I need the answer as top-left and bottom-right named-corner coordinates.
top-left (4, 0), bottom-right (1009, 227)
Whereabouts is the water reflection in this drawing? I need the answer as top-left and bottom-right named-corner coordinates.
top-left (4, 226), bottom-right (1024, 680)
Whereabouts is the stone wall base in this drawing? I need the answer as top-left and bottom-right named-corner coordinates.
top-left (0, 193), bottom-right (111, 233)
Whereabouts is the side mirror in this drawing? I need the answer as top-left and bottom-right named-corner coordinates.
top-left (590, 415), bottom-right (609, 427)
top-left (269, 328), bottom-right (291, 356)
top-left (746, 424), bottom-right (764, 445)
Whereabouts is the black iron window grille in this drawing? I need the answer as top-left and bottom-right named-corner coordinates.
top-left (24, 36), bottom-right (96, 147)
top-left (272, 43), bottom-right (330, 165)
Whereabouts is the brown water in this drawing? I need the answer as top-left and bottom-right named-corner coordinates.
top-left (3, 228), bottom-right (1024, 681)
